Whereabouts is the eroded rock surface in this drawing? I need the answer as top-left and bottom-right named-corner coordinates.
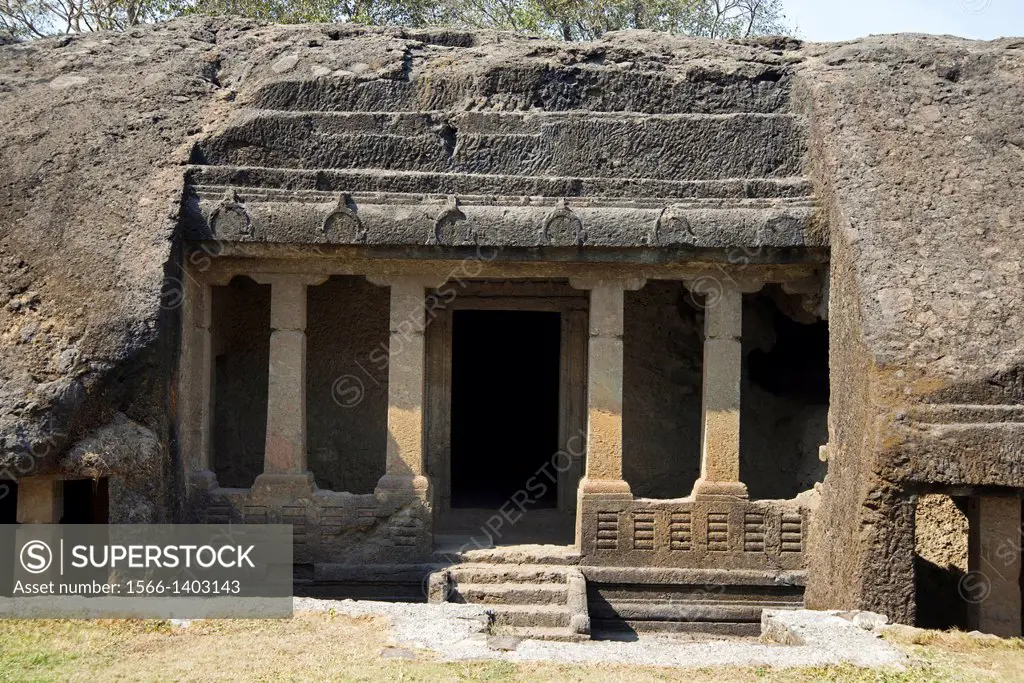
top-left (0, 19), bottom-right (1021, 621)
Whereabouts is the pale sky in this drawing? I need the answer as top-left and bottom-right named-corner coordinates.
top-left (783, 0), bottom-right (1024, 41)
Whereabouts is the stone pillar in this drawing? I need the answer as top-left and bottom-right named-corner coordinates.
top-left (180, 273), bottom-right (216, 491)
top-left (373, 276), bottom-right (432, 499)
top-left (691, 282), bottom-right (749, 500)
top-left (17, 478), bottom-right (64, 524)
top-left (252, 274), bottom-right (326, 497)
top-left (967, 496), bottom-right (1022, 637)
top-left (570, 278), bottom-right (645, 499)
top-left (557, 309), bottom-right (588, 514)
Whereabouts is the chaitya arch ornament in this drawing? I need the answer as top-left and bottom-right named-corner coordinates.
top-left (429, 196), bottom-right (468, 246)
top-left (322, 192), bottom-right (366, 243)
top-left (540, 199), bottom-right (585, 247)
top-left (209, 189), bottom-right (253, 238)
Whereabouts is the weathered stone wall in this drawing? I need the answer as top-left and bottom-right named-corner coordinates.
top-left (799, 36), bottom-right (1024, 622)
top-left (0, 19), bottom-right (815, 511)
top-left (306, 276), bottom-right (389, 494)
top-left (0, 20), bottom-right (1020, 619)
top-left (0, 19), bottom-right (232, 521)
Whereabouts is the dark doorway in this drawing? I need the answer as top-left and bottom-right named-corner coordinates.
top-left (450, 310), bottom-right (561, 509)
top-left (913, 493), bottom-right (970, 630)
top-left (0, 481), bottom-right (16, 523)
top-left (61, 479), bottom-right (109, 524)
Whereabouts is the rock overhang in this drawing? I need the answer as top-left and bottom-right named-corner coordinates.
top-left (1, 17), bottom-right (1021, 493)
top-left (181, 25), bottom-right (821, 255)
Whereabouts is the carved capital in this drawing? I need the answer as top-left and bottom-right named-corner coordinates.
top-left (365, 274), bottom-right (445, 289)
top-left (683, 273), bottom-right (762, 304)
top-left (568, 277), bottom-right (646, 292)
top-left (780, 276), bottom-right (822, 295)
top-left (250, 273), bottom-right (330, 287)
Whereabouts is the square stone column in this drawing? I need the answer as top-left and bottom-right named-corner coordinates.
top-left (179, 272), bottom-right (216, 492)
top-left (17, 477), bottom-right (64, 524)
top-left (967, 496), bottom-right (1022, 637)
top-left (691, 282), bottom-right (749, 500)
top-left (372, 276), bottom-right (432, 500)
top-left (252, 274), bottom-right (326, 498)
top-left (570, 278), bottom-right (645, 499)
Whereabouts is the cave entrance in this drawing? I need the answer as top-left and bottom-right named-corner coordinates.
top-left (447, 309), bottom-right (564, 542)
top-left (62, 478), bottom-right (109, 524)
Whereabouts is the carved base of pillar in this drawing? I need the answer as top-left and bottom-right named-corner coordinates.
top-left (16, 478), bottom-right (64, 524)
top-left (575, 478), bottom-right (632, 550)
top-left (375, 474), bottom-right (431, 500)
top-left (691, 478), bottom-right (749, 500)
top-left (251, 472), bottom-right (317, 501)
top-left (577, 477), bottom-right (633, 499)
top-left (188, 470), bottom-right (219, 492)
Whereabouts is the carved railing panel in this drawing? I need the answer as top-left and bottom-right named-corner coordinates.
top-left (579, 498), bottom-right (809, 571)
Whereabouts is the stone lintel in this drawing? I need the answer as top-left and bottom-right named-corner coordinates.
top-left (195, 252), bottom-right (822, 288)
top-left (17, 477), bottom-right (64, 524)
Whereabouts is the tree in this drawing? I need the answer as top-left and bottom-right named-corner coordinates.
top-left (0, 0), bottom-right (792, 40)
top-left (1, 0), bottom-right (165, 37)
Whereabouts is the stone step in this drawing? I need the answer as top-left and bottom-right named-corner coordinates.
top-left (489, 604), bottom-right (571, 628)
top-left (448, 564), bottom-right (572, 585)
top-left (493, 626), bottom-right (590, 643)
top-left (249, 67), bottom-right (790, 116)
top-left (452, 582), bottom-right (569, 606)
top-left (593, 620), bottom-right (761, 638)
top-left (435, 543), bottom-right (580, 567)
top-left (197, 110), bottom-right (805, 182)
top-left (589, 601), bottom-right (778, 623)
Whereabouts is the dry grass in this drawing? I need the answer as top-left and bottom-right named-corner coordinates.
top-left (880, 625), bottom-right (1024, 682)
top-left (2, 613), bottom-right (1024, 682)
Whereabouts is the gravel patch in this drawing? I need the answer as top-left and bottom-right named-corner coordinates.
top-left (293, 598), bottom-right (906, 669)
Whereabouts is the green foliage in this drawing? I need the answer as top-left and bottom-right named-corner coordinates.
top-left (1, 0), bottom-right (792, 40)
top-left (431, 0), bottom-right (793, 41)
